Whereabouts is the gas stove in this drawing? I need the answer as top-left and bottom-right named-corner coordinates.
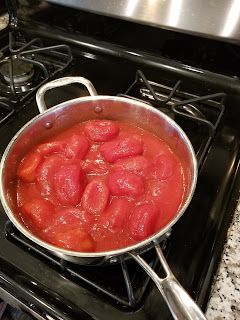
top-left (0, 1), bottom-right (240, 320)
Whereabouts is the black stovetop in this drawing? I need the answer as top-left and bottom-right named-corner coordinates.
top-left (1, 2), bottom-right (240, 320)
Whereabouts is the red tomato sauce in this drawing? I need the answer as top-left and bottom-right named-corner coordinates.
top-left (16, 120), bottom-right (185, 252)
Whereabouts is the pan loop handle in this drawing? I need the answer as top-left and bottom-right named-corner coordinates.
top-left (130, 244), bottom-right (207, 320)
top-left (36, 77), bottom-right (98, 114)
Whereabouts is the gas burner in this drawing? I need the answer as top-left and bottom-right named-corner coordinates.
top-left (0, 57), bottom-right (38, 95)
top-left (0, 57), bottom-right (35, 86)
top-left (0, 31), bottom-right (72, 105)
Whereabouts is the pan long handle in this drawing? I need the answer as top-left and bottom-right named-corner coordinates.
top-left (130, 245), bottom-right (207, 320)
top-left (36, 77), bottom-right (98, 114)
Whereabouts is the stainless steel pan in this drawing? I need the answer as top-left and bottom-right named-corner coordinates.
top-left (0, 77), bottom-right (206, 320)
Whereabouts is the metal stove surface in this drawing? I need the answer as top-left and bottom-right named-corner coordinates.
top-left (0, 6), bottom-right (240, 320)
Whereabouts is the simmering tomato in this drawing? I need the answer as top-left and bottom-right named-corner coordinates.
top-left (16, 120), bottom-right (185, 252)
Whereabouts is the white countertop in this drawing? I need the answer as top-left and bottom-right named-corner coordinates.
top-left (206, 201), bottom-right (240, 319)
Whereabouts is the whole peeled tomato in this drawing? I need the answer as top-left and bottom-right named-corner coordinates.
top-left (64, 135), bottom-right (90, 159)
top-left (49, 228), bottom-right (95, 252)
top-left (100, 137), bottom-right (143, 163)
top-left (99, 198), bottom-right (133, 231)
top-left (36, 140), bottom-right (65, 156)
top-left (36, 155), bottom-right (66, 196)
top-left (128, 203), bottom-right (159, 241)
top-left (108, 170), bottom-right (144, 197)
top-left (36, 135), bottom-right (90, 160)
top-left (84, 120), bottom-right (119, 142)
top-left (113, 156), bottom-right (151, 176)
top-left (17, 151), bottom-right (42, 183)
top-left (53, 162), bottom-right (86, 206)
top-left (51, 207), bottom-right (93, 233)
top-left (82, 179), bottom-right (109, 214)
top-left (21, 198), bottom-right (55, 229)
top-left (82, 159), bottom-right (109, 175)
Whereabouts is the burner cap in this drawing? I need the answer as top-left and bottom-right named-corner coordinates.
top-left (0, 58), bottom-right (35, 85)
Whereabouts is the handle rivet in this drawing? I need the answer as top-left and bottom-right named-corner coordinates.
top-left (94, 106), bottom-right (103, 113)
top-left (45, 122), bottom-right (53, 129)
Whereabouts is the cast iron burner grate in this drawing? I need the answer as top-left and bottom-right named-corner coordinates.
top-left (121, 70), bottom-right (226, 166)
top-left (5, 221), bottom-right (170, 309)
top-left (0, 97), bottom-right (14, 125)
top-left (0, 30), bottom-right (72, 105)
